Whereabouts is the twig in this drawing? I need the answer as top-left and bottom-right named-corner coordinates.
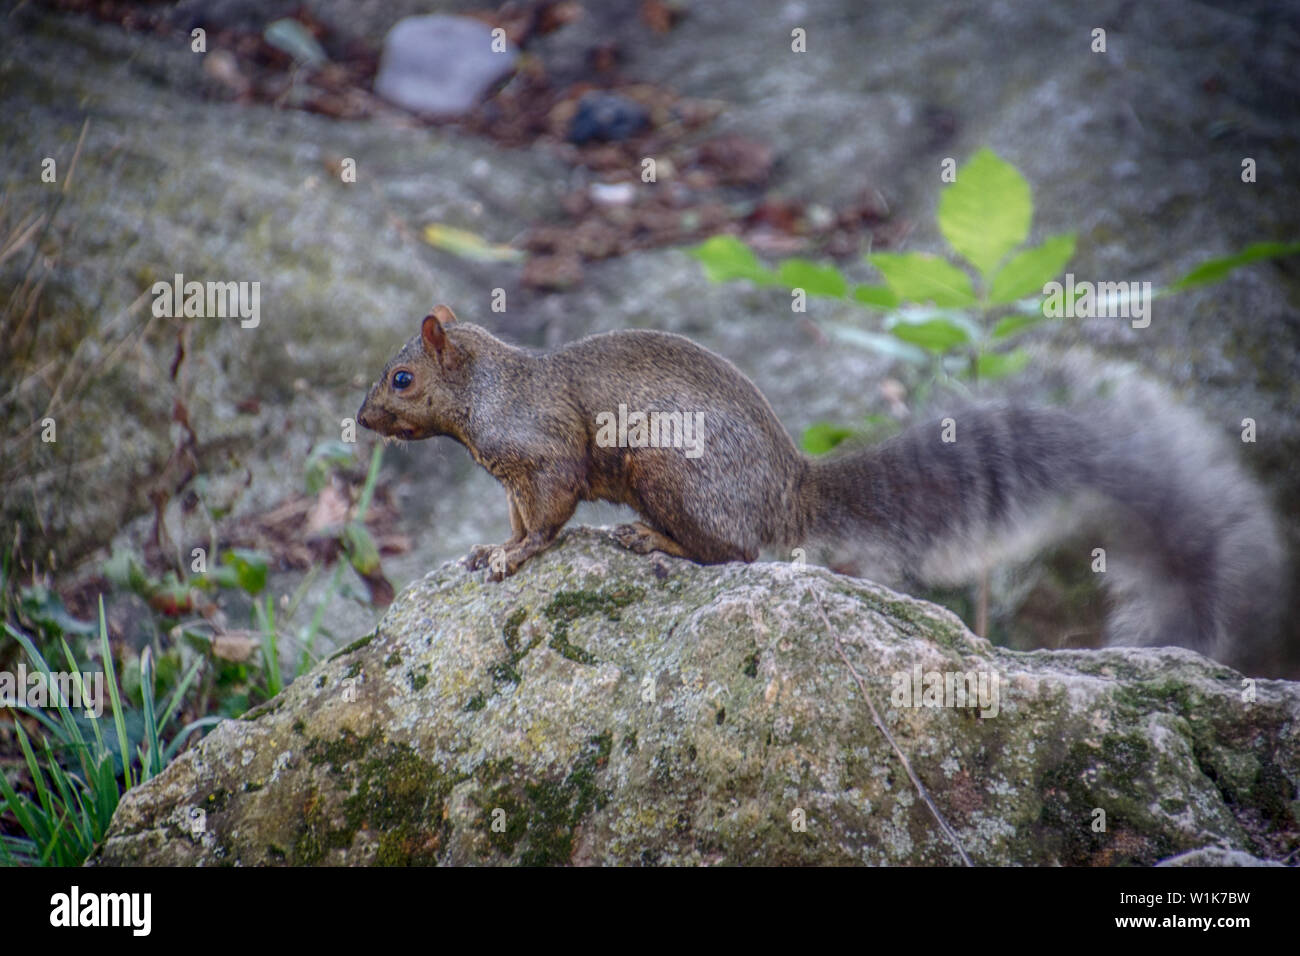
top-left (808, 585), bottom-right (974, 867)
top-left (2, 118), bottom-right (88, 334)
top-left (0, 211), bottom-right (47, 269)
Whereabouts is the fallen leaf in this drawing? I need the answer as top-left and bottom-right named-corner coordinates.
top-left (422, 224), bottom-right (524, 263)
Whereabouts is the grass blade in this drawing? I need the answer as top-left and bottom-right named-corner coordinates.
top-left (158, 655), bottom-right (203, 729)
top-left (162, 717), bottom-right (223, 763)
top-left (98, 596), bottom-right (133, 790)
top-left (139, 647), bottom-right (162, 781)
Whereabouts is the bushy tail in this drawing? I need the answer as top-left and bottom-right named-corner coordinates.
top-left (804, 362), bottom-right (1285, 667)
top-left (1083, 371), bottom-right (1284, 666)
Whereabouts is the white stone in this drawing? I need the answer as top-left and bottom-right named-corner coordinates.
top-left (374, 15), bottom-right (518, 118)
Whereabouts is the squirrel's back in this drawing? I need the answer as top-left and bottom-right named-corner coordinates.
top-left (548, 328), bottom-right (812, 559)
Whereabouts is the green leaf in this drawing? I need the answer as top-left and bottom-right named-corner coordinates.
top-left (688, 235), bottom-right (774, 284)
top-left (100, 598), bottom-right (133, 791)
top-left (889, 317), bottom-right (970, 353)
top-left (851, 284), bottom-right (900, 309)
top-left (102, 546), bottom-right (151, 595)
top-left (1167, 241), bottom-right (1300, 292)
top-left (305, 440), bottom-right (354, 495)
top-left (202, 565), bottom-right (240, 591)
top-left (975, 348), bottom-right (1031, 380)
top-left (341, 522), bottom-right (381, 577)
top-left (991, 312), bottom-right (1049, 339)
top-left (776, 258), bottom-right (848, 297)
top-left (988, 234), bottom-right (1076, 304)
top-left (823, 323), bottom-right (928, 365)
top-left (18, 585), bottom-right (96, 637)
top-left (221, 549), bottom-right (268, 597)
top-left (866, 252), bottom-right (976, 307)
top-left (139, 648), bottom-right (161, 781)
top-left (801, 423), bottom-right (856, 455)
top-left (264, 18), bottom-right (328, 66)
top-left (938, 148), bottom-right (1032, 277)
top-left (158, 657), bottom-right (205, 730)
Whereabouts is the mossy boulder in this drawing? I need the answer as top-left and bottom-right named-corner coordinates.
top-left (91, 530), bottom-right (1300, 865)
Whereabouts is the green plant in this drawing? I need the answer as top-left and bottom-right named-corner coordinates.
top-left (296, 442), bottom-right (385, 676)
top-left (0, 599), bottom-right (218, 865)
top-left (95, 442), bottom-right (386, 709)
top-left (1, 438), bottom-right (389, 864)
top-left (690, 148), bottom-right (1300, 453)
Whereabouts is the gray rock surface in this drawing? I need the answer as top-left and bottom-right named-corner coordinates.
top-left (91, 530), bottom-right (1300, 866)
top-left (374, 15), bottom-right (518, 118)
top-left (1156, 846), bottom-right (1285, 867)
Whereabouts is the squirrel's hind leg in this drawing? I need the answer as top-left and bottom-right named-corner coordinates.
top-left (611, 522), bottom-right (695, 560)
top-left (611, 520), bottom-right (752, 565)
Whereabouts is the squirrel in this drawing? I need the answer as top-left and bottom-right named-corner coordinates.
top-left (357, 305), bottom-right (1285, 667)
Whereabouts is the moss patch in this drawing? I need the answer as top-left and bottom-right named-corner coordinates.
top-left (1035, 733), bottom-right (1176, 865)
top-left (470, 609), bottom-right (540, 706)
top-left (473, 732), bottom-right (614, 865)
top-left (293, 787), bottom-right (353, 865)
top-left (296, 729), bottom-right (461, 865)
top-left (502, 608), bottom-right (527, 654)
top-left (240, 696), bottom-right (285, 721)
top-left (328, 632), bottom-right (375, 662)
top-left (542, 587), bottom-right (644, 665)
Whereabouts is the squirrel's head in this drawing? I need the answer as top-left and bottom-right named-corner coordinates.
top-left (357, 305), bottom-right (471, 441)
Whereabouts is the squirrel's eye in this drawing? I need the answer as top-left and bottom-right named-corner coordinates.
top-left (392, 370), bottom-right (413, 390)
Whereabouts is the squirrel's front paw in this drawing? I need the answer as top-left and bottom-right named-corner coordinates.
top-left (464, 544), bottom-right (505, 573)
top-left (465, 544), bottom-right (519, 582)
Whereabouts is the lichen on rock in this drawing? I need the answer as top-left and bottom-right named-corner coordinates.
top-left (91, 529), bottom-right (1300, 866)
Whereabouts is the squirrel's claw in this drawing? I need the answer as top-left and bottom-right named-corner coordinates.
top-left (610, 523), bottom-right (653, 553)
top-left (465, 543), bottom-right (516, 581)
top-left (464, 544), bottom-right (499, 571)
top-left (611, 522), bottom-right (694, 560)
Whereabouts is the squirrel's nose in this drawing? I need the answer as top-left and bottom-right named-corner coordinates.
top-left (356, 385), bottom-right (378, 429)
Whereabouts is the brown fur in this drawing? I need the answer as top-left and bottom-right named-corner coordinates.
top-left (358, 307), bottom-right (1285, 666)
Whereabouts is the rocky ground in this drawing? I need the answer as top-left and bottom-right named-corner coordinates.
top-left (91, 532), bottom-right (1300, 866)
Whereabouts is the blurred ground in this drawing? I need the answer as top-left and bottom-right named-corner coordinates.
top-left (1, 0), bottom-right (1298, 673)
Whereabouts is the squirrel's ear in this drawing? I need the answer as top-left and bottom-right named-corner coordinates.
top-left (430, 304), bottom-right (457, 326)
top-left (421, 310), bottom-right (451, 362)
